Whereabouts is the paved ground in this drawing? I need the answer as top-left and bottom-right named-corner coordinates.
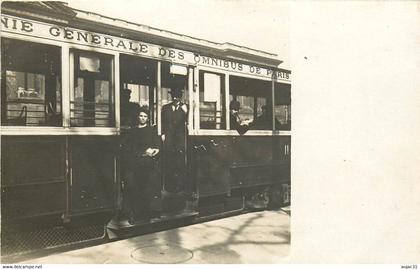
top-left (23, 208), bottom-right (290, 264)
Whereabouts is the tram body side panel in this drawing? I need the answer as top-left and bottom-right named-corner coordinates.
top-left (272, 135), bottom-right (291, 184)
top-left (69, 136), bottom-right (118, 216)
top-left (1, 135), bottom-right (120, 256)
top-left (1, 136), bottom-right (119, 221)
top-left (1, 134), bottom-right (290, 222)
top-left (189, 136), bottom-right (231, 197)
top-left (229, 136), bottom-right (274, 188)
top-left (189, 135), bottom-right (291, 198)
top-left (1, 136), bottom-right (67, 223)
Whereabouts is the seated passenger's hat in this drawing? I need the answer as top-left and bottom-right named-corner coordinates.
top-left (230, 100), bottom-right (240, 111)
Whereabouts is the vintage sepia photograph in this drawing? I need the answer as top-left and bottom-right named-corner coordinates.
top-left (2, 0), bottom-right (419, 267)
top-left (1, 0), bottom-right (291, 264)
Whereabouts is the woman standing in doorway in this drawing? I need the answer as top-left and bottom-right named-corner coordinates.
top-left (121, 105), bottom-right (160, 224)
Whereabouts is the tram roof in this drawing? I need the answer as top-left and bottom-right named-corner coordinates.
top-left (1, 1), bottom-right (284, 68)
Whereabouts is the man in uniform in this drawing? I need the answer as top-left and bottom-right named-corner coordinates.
top-left (161, 87), bottom-right (188, 193)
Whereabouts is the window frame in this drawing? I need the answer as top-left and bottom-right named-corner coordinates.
top-left (69, 49), bottom-right (115, 128)
top-left (193, 66), bottom-right (291, 136)
top-left (1, 38), bottom-right (62, 128)
top-left (0, 34), bottom-right (120, 135)
top-left (229, 75), bottom-right (274, 131)
top-left (274, 81), bottom-right (291, 131)
top-left (119, 53), bottom-right (160, 128)
top-left (66, 45), bottom-right (119, 134)
top-left (0, 34), bottom-right (291, 136)
top-left (198, 70), bottom-right (226, 131)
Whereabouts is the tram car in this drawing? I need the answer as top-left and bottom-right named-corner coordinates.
top-left (0, 2), bottom-right (291, 258)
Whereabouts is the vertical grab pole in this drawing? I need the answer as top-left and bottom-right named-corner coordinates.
top-left (188, 67), bottom-right (194, 133)
top-left (61, 45), bottom-right (71, 223)
top-left (63, 136), bottom-right (71, 223)
top-left (225, 74), bottom-right (230, 130)
top-left (272, 80), bottom-right (275, 131)
top-left (114, 53), bottom-right (120, 130)
top-left (193, 68), bottom-right (200, 132)
top-left (62, 45), bottom-right (70, 128)
top-left (185, 67), bottom-right (194, 192)
top-left (157, 61), bottom-right (162, 135)
top-left (156, 61), bottom-right (164, 192)
top-left (113, 53), bottom-right (121, 210)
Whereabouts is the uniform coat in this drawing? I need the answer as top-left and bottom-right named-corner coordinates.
top-left (161, 102), bottom-right (188, 192)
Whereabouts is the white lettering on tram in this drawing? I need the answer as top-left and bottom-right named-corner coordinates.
top-left (195, 55), bottom-right (244, 71)
top-left (49, 26), bottom-right (158, 55)
top-left (1, 16), bottom-right (33, 32)
top-left (48, 26), bottom-right (187, 60)
top-left (1, 14), bottom-right (290, 82)
top-left (193, 54), bottom-right (289, 79)
top-left (158, 47), bottom-right (184, 60)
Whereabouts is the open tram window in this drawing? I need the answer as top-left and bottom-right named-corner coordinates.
top-left (71, 50), bottom-right (114, 127)
top-left (229, 76), bottom-right (272, 130)
top-left (1, 38), bottom-right (62, 126)
top-left (274, 82), bottom-right (291, 131)
top-left (199, 71), bottom-right (226, 130)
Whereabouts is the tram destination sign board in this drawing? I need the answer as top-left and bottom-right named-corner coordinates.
top-left (1, 15), bottom-right (290, 82)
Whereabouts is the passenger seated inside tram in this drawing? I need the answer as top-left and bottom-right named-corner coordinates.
top-left (120, 88), bottom-right (140, 130)
top-left (120, 105), bottom-right (160, 224)
top-left (251, 105), bottom-right (281, 130)
top-left (230, 100), bottom-right (252, 134)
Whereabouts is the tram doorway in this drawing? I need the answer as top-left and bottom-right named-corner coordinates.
top-left (118, 55), bottom-right (193, 225)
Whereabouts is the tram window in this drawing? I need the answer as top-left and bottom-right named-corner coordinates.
top-left (1, 38), bottom-right (62, 126)
top-left (71, 51), bottom-right (114, 127)
top-left (199, 71), bottom-right (226, 130)
top-left (229, 76), bottom-right (272, 130)
top-left (274, 83), bottom-right (291, 131)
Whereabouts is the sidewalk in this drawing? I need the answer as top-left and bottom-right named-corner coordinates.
top-left (23, 209), bottom-right (290, 264)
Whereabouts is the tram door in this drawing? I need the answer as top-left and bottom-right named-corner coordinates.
top-left (160, 62), bottom-right (190, 214)
top-left (119, 55), bottom-right (190, 221)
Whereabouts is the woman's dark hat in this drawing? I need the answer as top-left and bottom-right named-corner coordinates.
top-left (138, 105), bottom-right (149, 116)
